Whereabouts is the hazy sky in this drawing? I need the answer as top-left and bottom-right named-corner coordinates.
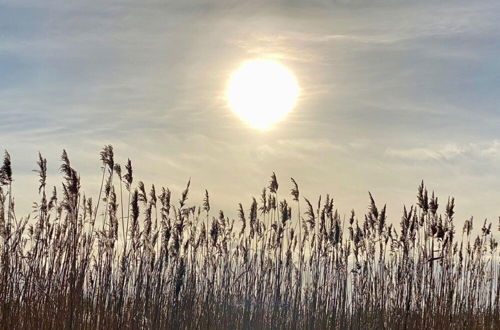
top-left (1, 0), bottom-right (500, 226)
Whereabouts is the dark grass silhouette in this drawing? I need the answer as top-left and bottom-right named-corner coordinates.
top-left (0, 146), bottom-right (498, 329)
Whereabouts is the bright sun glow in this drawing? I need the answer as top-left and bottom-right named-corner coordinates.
top-left (226, 59), bottom-right (300, 130)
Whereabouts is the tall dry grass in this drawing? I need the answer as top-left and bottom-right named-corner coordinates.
top-left (0, 146), bottom-right (498, 329)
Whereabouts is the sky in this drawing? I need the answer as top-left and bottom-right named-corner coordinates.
top-left (1, 0), bottom-right (500, 228)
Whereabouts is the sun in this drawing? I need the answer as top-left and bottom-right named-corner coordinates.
top-left (226, 59), bottom-right (300, 130)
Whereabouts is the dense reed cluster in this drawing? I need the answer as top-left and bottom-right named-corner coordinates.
top-left (0, 146), bottom-right (498, 329)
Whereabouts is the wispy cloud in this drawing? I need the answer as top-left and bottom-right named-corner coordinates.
top-left (386, 140), bottom-right (500, 162)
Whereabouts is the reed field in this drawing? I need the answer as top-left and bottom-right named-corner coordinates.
top-left (0, 145), bottom-right (498, 329)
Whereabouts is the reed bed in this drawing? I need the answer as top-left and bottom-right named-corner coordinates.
top-left (0, 146), bottom-right (498, 329)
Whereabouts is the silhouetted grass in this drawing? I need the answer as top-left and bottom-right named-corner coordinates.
top-left (0, 146), bottom-right (498, 329)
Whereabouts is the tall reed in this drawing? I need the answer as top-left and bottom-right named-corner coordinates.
top-left (0, 146), bottom-right (498, 329)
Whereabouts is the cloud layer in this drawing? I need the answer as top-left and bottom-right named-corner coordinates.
top-left (1, 0), bottom-right (500, 225)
